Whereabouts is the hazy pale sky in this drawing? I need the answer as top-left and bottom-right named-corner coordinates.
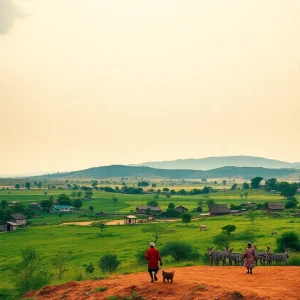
top-left (1, 0), bottom-right (300, 176)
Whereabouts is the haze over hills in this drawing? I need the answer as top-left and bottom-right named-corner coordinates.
top-left (133, 156), bottom-right (300, 170)
top-left (34, 165), bottom-right (299, 180)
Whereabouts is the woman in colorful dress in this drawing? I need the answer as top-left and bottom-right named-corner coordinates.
top-left (244, 242), bottom-right (255, 274)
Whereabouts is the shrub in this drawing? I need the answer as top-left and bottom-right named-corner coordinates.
top-left (135, 250), bottom-right (147, 265)
top-left (213, 232), bottom-right (234, 250)
top-left (95, 286), bottom-right (107, 292)
top-left (99, 254), bottom-right (120, 273)
top-left (160, 241), bottom-right (199, 262)
top-left (14, 248), bottom-right (51, 294)
top-left (85, 263), bottom-right (95, 274)
top-left (276, 231), bottom-right (300, 252)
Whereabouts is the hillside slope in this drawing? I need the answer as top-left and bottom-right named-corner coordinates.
top-left (25, 266), bottom-right (300, 300)
top-left (35, 165), bottom-right (298, 180)
top-left (135, 155), bottom-right (300, 170)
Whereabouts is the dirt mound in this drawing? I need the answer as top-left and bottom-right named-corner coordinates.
top-left (25, 266), bottom-right (299, 300)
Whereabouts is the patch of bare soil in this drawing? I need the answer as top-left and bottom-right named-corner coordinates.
top-left (24, 266), bottom-right (299, 300)
top-left (60, 222), bottom-right (94, 226)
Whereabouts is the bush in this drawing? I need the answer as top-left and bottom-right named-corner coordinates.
top-left (160, 241), bottom-right (199, 262)
top-left (276, 231), bottom-right (300, 252)
top-left (0, 289), bottom-right (15, 300)
top-left (85, 263), bottom-right (95, 274)
top-left (213, 232), bottom-right (234, 250)
top-left (135, 250), bottom-right (147, 265)
top-left (99, 254), bottom-right (120, 273)
top-left (287, 254), bottom-right (300, 266)
top-left (202, 253), bottom-right (210, 265)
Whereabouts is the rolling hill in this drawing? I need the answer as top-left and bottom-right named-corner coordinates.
top-left (34, 165), bottom-right (299, 180)
top-left (133, 155), bottom-right (300, 170)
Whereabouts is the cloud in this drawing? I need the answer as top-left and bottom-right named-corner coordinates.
top-left (0, 0), bottom-right (25, 34)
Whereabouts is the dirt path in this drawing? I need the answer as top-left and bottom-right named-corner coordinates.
top-left (25, 266), bottom-right (300, 300)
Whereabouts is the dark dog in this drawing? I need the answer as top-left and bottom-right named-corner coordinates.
top-left (162, 271), bottom-right (174, 283)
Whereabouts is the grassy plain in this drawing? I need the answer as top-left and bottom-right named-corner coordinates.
top-left (0, 182), bottom-right (299, 290)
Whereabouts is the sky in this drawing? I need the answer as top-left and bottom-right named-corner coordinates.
top-left (1, 0), bottom-right (300, 176)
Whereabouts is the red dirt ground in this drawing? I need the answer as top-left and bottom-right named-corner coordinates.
top-left (25, 266), bottom-right (300, 300)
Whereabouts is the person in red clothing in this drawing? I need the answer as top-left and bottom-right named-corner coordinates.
top-left (145, 242), bottom-right (162, 282)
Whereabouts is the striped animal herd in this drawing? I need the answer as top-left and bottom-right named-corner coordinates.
top-left (207, 246), bottom-right (290, 266)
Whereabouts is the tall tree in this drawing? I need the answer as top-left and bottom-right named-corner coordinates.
top-left (250, 177), bottom-right (263, 189)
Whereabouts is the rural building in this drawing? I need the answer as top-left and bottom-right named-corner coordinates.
top-left (124, 215), bottom-right (137, 224)
top-left (297, 188), bottom-right (300, 193)
top-left (175, 206), bottom-right (189, 214)
top-left (52, 205), bottom-right (74, 213)
top-left (29, 202), bottom-right (41, 210)
top-left (244, 202), bottom-right (256, 208)
top-left (136, 206), bottom-right (162, 214)
top-left (10, 213), bottom-right (27, 226)
top-left (7, 221), bottom-right (17, 231)
top-left (9, 201), bottom-right (19, 207)
top-left (268, 202), bottom-right (284, 211)
top-left (210, 204), bottom-right (231, 216)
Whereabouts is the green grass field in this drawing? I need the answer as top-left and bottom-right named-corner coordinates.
top-left (0, 184), bottom-right (299, 290)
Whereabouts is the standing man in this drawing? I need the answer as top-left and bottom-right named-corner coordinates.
top-left (145, 242), bottom-right (162, 282)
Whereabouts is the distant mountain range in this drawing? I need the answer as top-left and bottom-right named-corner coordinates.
top-left (35, 165), bottom-right (299, 180)
top-left (132, 156), bottom-right (300, 170)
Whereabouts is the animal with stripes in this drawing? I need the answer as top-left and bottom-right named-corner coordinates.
top-left (229, 252), bottom-right (243, 266)
top-left (271, 249), bottom-right (290, 265)
top-left (207, 247), bottom-right (233, 266)
top-left (253, 246), bottom-right (272, 266)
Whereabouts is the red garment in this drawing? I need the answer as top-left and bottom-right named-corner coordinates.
top-left (145, 247), bottom-right (162, 269)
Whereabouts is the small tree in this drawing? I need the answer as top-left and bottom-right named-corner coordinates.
top-left (244, 192), bottom-right (248, 199)
top-left (93, 221), bottom-right (106, 235)
top-left (250, 177), bottom-right (263, 189)
top-left (240, 194), bottom-right (244, 199)
top-left (147, 199), bottom-right (158, 207)
top-left (112, 196), bottom-right (118, 204)
top-left (73, 199), bottom-right (83, 210)
top-left (25, 182), bottom-right (31, 190)
top-left (71, 191), bottom-right (77, 198)
top-left (52, 252), bottom-right (68, 279)
top-left (182, 213), bottom-right (192, 226)
top-left (276, 231), bottom-right (300, 252)
top-left (213, 232), bottom-right (233, 250)
top-left (15, 184), bottom-right (21, 190)
top-left (89, 205), bottom-right (94, 212)
top-left (57, 194), bottom-right (71, 205)
top-left (246, 211), bottom-right (257, 223)
top-left (168, 203), bottom-right (175, 209)
top-left (14, 248), bottom-right (50, 294)
top-left (141, 223), bottom-right (170, 244)
top-left (222, 224), bottom-right (236, 235)
top-left (40, 200), bottom-right (53, 213)
top-left (242, 182), bottom-right (250, 189)
top-left (206, 199), bottom-right (215, 210)
top-left (99, 254), bottom-right (120, 273)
